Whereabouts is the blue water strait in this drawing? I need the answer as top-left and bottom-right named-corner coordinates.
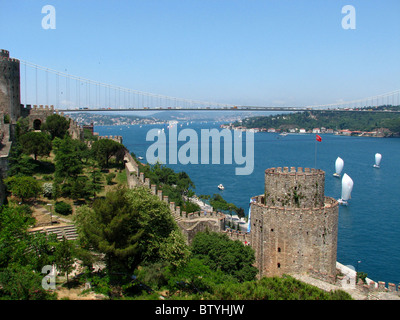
top-left (96, 121), bottom-right (400, 285)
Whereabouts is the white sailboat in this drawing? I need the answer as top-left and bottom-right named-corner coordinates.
top-left (333, 157), bottom-right (344, 178)
top-left (373, 153), bottom-right (382, 168)
top-left (218, 184), bottom-right (224, 190)
top-left (338, 173), bottom-right (354, 206)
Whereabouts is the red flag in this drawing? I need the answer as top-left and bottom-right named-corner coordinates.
top-left (316, 134), bottom-right (322, 142)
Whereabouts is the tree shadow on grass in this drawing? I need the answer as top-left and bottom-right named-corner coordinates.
top-left (33, 159), bottom-right (55, 175)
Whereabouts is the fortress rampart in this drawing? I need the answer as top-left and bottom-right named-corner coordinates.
top-left (123, 151), bottom-right (226, 244)
top-left (97, 135), bottom-right (123, 144)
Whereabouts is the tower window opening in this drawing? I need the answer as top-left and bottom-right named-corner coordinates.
top-left (33, 119), bottom-right (42, 130)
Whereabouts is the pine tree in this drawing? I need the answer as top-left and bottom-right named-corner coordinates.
top-left (54, 136), bottom-right (84, 183)
top-left (89, 166), bottom-right (103, 197)
top-left (55, 236), bottom-right (75, 288)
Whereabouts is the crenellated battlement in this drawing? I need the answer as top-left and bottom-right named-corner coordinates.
top-left (123, 151), bottom-right (226, 244)
top-left (0, 49), bottom-right (9, 58)
top-left (186, 210), bottom-right (225, 221)
top-left (0, 55), bottom-right (19, 65)
top-left (97, 135), bottom-right (123, 144)
top-left (222, 228), bottom-right (251, 245)
top-left (307, 264), bottom-right (400, 299)
top-left (20, 104), bottom-right (55, 111)
top-left (265, 166), bottom-right (325, 175)
top-left (264, 166), bottom-right (326, 208)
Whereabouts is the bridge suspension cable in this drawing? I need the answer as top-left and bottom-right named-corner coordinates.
top-left (19, 59), bottom-right (400, 111)
top-left (19, 59), bottom-right (235, 110)
top-left (305, 89), bottom-right (400, 110)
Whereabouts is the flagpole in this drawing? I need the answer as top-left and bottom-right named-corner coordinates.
top-left (315, 138), bottom-right (317, 168)
top-left (315, 134), bottom-right (321, 168)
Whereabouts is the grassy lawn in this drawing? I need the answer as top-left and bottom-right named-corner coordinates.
top-left (116, 170), bottom-right (127, 185)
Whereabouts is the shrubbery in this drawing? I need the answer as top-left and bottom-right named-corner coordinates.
top-left (55, 201), bottom-right (72, 215)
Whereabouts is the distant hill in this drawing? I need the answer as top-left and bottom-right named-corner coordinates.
top-left (150, 110), bottom-right (277, 122)
top-left (66, 110), bottom-right (288, 125)
top-left (66, 112), bottom-right (160, 126)
top-left (233, 109), bottom-right (400, 135)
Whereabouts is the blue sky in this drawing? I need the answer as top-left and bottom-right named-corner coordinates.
top-left (1, 0), bottom-right (399, 107)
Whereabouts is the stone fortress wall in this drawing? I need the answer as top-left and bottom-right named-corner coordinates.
top-left (250, 167), bottom-right (339, 278)
top-left (19, 104), bottom-right (84, 140)
top-left (0, 49), bottom-right (21, 122)
top-left (123, 151), bottom-right (226, 245)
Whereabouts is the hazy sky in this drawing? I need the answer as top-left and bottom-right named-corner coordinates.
top-left (1, 0), bottom-right (399, 107)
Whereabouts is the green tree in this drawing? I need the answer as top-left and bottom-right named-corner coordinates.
top-left (0, 205), bottom-right (58, 300)
top-left (75, 187), bottom-right (189, 274)
top-left (55, 201), bottom-right (73, 215)
top-left (91, 139), bottom-right (125, 168)
top-left (235, 207), bottom-right (245, 219)
top-left (54, 136), bottom-right (84, 182)
top-left (88, 167), bottom-right (103, 197)
top-left (42, 114), bottom-right (70, 139)
top-left (209, 194), bottom-right (240, 214)
top-left (191, 231), bottom-right (258, 282)
top-left (15, 116), bottom-right (30, 138)
top-left (106, 172), bottom-right (116, 185)
top-left (75, 188), bottom-right (144, 273)
top-left (83, 128), bottom-right (98, 141)
top-left (125, 187), bottom-right (189, 266)
top-left (4, 176), bottom-right (41, 202)
top-left (166, 257), bottom-right (235, 295)
top-left (0, 205), bottom-right (35, 268)
top-left (0, 264), bottom-right (57, 300)
top-left (139, 162), bottom-right (199, 212)
top-left (7, 142), bottom-right (38, 176)
top-left (70, 176), bottom-right (91, 200)
top-left (19, 131), bottom-right (52, 161)
top-left (208, 276), bottom-right (352, 300)
top-left (28, 232), bottom-right (58, 272)
top-left (55, 236), bottom-right (75, 287)
top-left (383, 118), bottom-right (400, 134)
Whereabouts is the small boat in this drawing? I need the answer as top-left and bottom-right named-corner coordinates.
top-left (138, 156), bottom-right (144, 160)
top-left (338, 173), bottom-right (354, 206)
top-left (333, 157), bottom-right (344, 178)
top-left (218, 184), bottom-right (224, 190)
top-left (373, 153), bottom-right (382, 168)
top-left (279, 132), bottom-right (288, 136)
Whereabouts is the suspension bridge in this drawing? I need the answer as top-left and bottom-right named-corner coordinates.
top-left (17, 58), bottom-right (400, 113)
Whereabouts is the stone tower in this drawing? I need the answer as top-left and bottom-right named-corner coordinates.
top-left (249, 167), bottom-right (339, 278)
top-left (0, 49), bottom-right (21, 122)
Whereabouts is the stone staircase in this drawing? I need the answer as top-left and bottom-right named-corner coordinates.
top-left (32, 224), bottom-right (78, 241)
